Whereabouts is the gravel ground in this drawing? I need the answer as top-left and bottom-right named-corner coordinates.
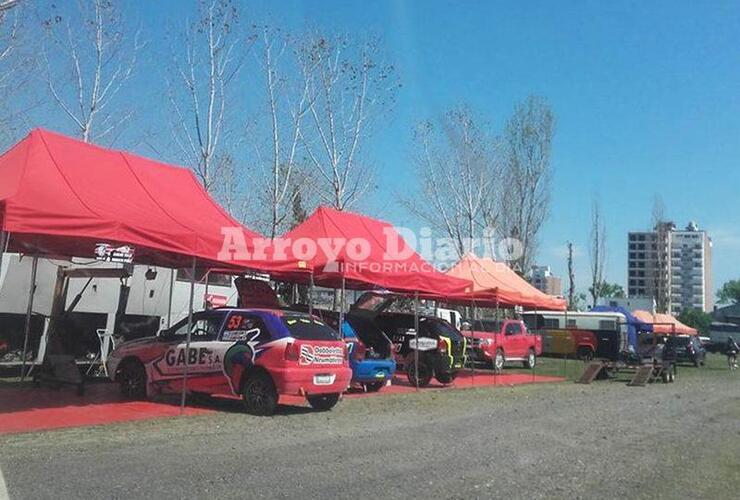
top-left (1, 356), bottom-right (739, 500)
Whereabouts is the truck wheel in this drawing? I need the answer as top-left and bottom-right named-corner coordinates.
top-left (435, 372), bottom-right (456, 385)
top-left (524, 349), bottom-right (536, 369)
top-left (119, 359), bottom-right (147, 400)
top-left (307, 393), bottom-right (340, 411)
top-left (364, 381), bottom-right (385, 393)
top-left (242, 372), bottom-right (278, 416)
top-left (494, 350), bottom-right (505, 373)
top-left (407, 360), bottom-right (432, 387)
top-left (577, 348), bottom-right (594, 362)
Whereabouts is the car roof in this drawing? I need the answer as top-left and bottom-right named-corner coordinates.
top-left (210, 307), bottom-right (312, 318)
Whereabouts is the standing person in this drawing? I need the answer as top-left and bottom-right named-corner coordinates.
top-left (726, 337), bottom-right (739, 370)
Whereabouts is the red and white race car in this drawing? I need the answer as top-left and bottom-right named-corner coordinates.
top-left (107, 308), bottom-right (352, 415)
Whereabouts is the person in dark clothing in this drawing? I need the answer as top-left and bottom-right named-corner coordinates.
top-left (727, 337), bottom-right (739, 370)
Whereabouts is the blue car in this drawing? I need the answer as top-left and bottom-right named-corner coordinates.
top-left (342, 319), bottom-right (396, 392)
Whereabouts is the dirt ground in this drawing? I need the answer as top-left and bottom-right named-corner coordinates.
top-left (1, 355), bottom-right (738, 499)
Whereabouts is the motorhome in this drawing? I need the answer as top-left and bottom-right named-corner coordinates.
top-left (0, 253), bottom-right (237, 371)
top-left (522, 310), bottom-right (632, 361)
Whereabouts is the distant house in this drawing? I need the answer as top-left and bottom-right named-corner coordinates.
top-left (712, 303), bottom-right (740, 325)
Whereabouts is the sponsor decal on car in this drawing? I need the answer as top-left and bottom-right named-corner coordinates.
top-left (408, 337), bottom-right (438, 351)
top-left (155, 347), bottom-right (222, 375)
top-left (222, 328), bottom-right (260, 342)
top-left (299, 345), bottom-right (344, 366)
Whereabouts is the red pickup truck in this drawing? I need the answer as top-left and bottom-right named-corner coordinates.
top-left (461, 319), bottom-right (542, 371)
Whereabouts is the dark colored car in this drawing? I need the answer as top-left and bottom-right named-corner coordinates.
top-left (348, 292), bottom-right (467, 387)
top-left (381, 313), bottom-right (466, 386)
top-left (665, 335), bottom-right (706, 367)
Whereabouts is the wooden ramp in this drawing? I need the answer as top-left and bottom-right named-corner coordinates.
top-left (628, 365), bottom-right (655, 386)
top-left (575, 361), bottom-right (604, 384)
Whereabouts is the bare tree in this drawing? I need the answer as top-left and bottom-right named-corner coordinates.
top-left (405, 108), bottom-right (500, 258)
top-left (498, 95), bottom-right (554, 273)
top-left (254, 26), bottom-right (317, 238)
top-left (298, 34), bottom-right (399, 210)
top-left (167, 0), bottom-right (246, 192)
top-left (42, 0), bottom-right (142, 143)
top-left (0, 0), bottom-right (22, 13)
top-left (588, 200), bottom-right (607, 307)
top-left (567, 241), bottom-right (576, 310)
top-left (0, 1), bottom-right (25, 145)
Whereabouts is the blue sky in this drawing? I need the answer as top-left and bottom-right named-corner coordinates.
top-left (17, 0), bottom-right (740, 298)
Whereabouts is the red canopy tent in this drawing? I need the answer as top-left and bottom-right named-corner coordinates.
top-left (445, 254), bottom-right (567, 311)
top-left (0, 128), bottom-right (302, 274)
top-left (632, 310), bottom-right (697, 335)
top-left (275, 206), bottom-right (471, 298)
top-left (0, 129), bottom-right (307, 406)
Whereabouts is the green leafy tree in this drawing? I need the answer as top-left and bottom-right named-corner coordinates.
top-left (588, 281), bottom-right (625, 301)
top-left (677, 308), bottom-right (712, 336)
top-left (570, 292), bottom-right (589, 312)
top-left (717, 279), bottom-right (740, 304)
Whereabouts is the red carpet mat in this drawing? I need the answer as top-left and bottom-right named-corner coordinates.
top-left (0, 371), bottom-right (563, 435)
top-left (0, 383), bottom-right (211, 435)
top-left (276, 371), bottom-right (564, 405)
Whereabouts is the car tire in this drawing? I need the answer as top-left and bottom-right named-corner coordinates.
top-left (435, 371), bottom-right (456, 385)
top-left (524, 349), bottom-right (536, 369)
top-left (494, 350), bottom-right (505, 373)
top-left (119, 359), bottom-right (147, 400)
top-left (307, 393), bottom-right (340, 411)
top-left (242, 371), bottom-right (278, 416)
top-left (407, 359), bottom-right (432, 387)
top-left (364, 381), bottom-right (385, 393)
top-left (577, 348), bottom-right (594, 362)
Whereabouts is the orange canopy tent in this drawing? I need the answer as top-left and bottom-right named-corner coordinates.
top-left (631, 310), bottom-right (697, 335)
top-left (445, 253), bottom-right (567, 311)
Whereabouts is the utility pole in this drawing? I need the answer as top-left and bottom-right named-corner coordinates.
top-left (567, 241), bottom-right (575, 310)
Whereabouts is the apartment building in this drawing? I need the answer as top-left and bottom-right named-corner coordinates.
top-left (528, 265), bottom-right (562, 297)
top-left (628, 221), bottom-right (713, 314)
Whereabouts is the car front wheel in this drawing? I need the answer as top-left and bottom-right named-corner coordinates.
top-left (119, 359), bottom-right (147, 400)
top-left (407, 359), bottom-right (433, 387)
top-left (307, 393), bottom-right (340, 411)
top-left (242, 372), bottom-right (278, 416)
top-left (494, 350), bottom-right (505, 372)
top-left (364, 381), bottom-right (385, 393)
top-left (435, 371), bottom-right (456, 385)
top-left (524, 349), bottom-right (536, 369)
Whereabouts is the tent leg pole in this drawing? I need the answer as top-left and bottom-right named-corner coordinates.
top-left (495, 298), bottom-right (499, 383)
top-left (414, 291), bottom-right (419, 391)
top-left (179, 257), bottom-right (197, 415)
top-left (532, 307), bottom-right (538, 381)
top-left (0, 232), bottom-right (9, 300)
top-left (470, 297), bottom-right (476, 386)
top-left (204, 270), bottom-right (210, 308)
top-left (308, 272), bottom-right (314, 316)
top-left (338, 275), bottom-right (345, 337)
top-left (568, 305), bottom-right (578, 378)
top-left (167, 268), bottom-right (175, 328)
top-left (0, 231), bottom-right (6, 294)
top-left (20, 256), bottom-right (39, 382)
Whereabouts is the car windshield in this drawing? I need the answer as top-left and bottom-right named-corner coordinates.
top-left (471, 320), bottom-right (503, 332)
top-left (282, 315), bottom-right (340, 341)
